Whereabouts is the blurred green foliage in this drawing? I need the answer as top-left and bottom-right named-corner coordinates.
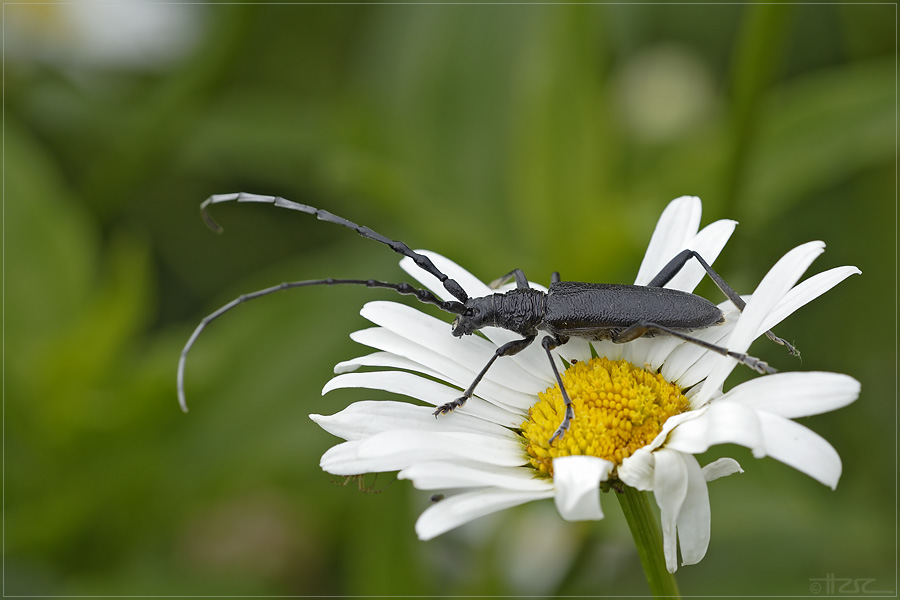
top-left (4, 3), bottom-right (894, 596)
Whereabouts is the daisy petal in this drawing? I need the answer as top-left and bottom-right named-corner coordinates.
top-left (720, 372), bottom-right (860, 419)
top-left (360, 301), bottom-right (548, 394)
top-left (319, 439), bottom-right (404, 475)
top-left (676, 320), bottom-right (739, 390)
top-left (552, 455), bottom-right (613, 521)
top-left (635, 196), bottom-right (702, 286)
top-left (334, 351), bottom-right (443, 378)
top-left (675, 454), bottom-right (711, 567)
top-left (665, 219), bottom-right (738, 293)
top-left (323, 370), bottom-right (524, 426)
top-left (618, 448), bottom-right (655, 491)
top-left (667, 402), bottom-right (843, 488)
top-left (757, 412), bottom-right (843, 489)
top-left (641, 337), bottom-right (686, 373)
top-left (701, 457), bottom-right (743, 482)
top-left (358, 430), bottom-right (528, 468)
top-left (415, 488), bottom-right (555, 540)
top-left (696, 241), bottom-right (826, 405)
top-left (623, 337), bottom-right (663, 370)
top-left (320, 430), bottom-right (525, 476)
top-left (399, 461), bottom-right (554, 492)
top-left (662, 303), bottom-right (739, 386)
top-left (758, 266), bottom-right (861, 335)
top-left (652, 448), bottom-right (689, 573)
top-left (310, 400), bottom-right (516, 441)
top-left (664, 401), bottom-right (765, 458)
top-left (731, 241), bottom-right (827, 353)
top-left (346, 327), bottom-right (534, 414)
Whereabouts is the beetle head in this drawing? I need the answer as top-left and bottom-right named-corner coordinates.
top-left (451, 297), bottom-right (493, 337)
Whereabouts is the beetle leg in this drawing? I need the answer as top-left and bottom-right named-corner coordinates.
top-left (489, 269), bottom-right (530, 290)
top-left (551, 271), bottom-right (561, 284)
top-left (543, 334), bottom-right (575, 445)
top-left (648, 249), bottom-right (798, 356)
top-left (612, 321), bottom-right (776, 375)
top-left (433, 334), bottom-right (536, 416)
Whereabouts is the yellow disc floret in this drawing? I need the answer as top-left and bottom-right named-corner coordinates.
top-left (521, 357), bottom-right (690, 477)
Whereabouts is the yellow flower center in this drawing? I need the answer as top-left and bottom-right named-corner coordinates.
top-left (521, 357), bottom-right (690, 477)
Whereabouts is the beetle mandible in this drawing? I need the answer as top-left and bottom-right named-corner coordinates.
top-left (177, 193), bottom-right (797, 444)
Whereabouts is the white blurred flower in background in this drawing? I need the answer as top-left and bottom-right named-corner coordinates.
top-left (6, 1), bottom-right (203, 71)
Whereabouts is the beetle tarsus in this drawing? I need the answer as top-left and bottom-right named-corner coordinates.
top-left (433, 397), bottom-right (466, 417)
top-left (549, 404), bottom-right (575, 446)
top-left (766, 330), bottom-right (799, 357)
top-left (735, 353), bottom-right (776, 375)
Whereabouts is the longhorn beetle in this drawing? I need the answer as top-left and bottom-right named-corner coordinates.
top-left (178, 193), bottom-right (797, 444)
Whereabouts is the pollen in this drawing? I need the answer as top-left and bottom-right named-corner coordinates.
top-left (521, 357), bottom-right (690, 477)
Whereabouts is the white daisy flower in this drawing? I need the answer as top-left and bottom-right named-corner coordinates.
top-left (310, 196), bottom-right (860, 573)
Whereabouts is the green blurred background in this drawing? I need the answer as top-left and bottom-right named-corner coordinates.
top-left (4, 3), bottom-right (895, 596)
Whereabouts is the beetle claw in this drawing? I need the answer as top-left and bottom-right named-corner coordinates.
top-left (548, 405), bottom-right (575, 445)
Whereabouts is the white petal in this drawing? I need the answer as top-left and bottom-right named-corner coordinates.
top-left (557, 336), bottom-right (594, 365)
top-left (617, 448), bottom-right (655, 491)
top-left (358, 430), bottom-right (528, 468)
top-left (757, 412), bottom-right (843, 489)
top-left (592, 339), bottom-right (624, 362)
top-left (319, 428), bottom-right (528, 477)
top-left (333, 351), bottom-right (443, 378)
top-left (664, 219), bottom-right (738, 293)
top-left (360, 301), bottom-right (548, 395)
top-left (652, 449), bottom-right (688, 573)
top-left (695, 241), bottom-right (826, 405)
top-left (398, 461), bottom-right (553, 492)
top-left (664, 401), bottom-right (766, 458)
top-left (731, 241), bottom-right (826, 353)
top-left (675, 454), bottom-right (711, 567)
top-left (323, 370), bottom-right (523, 427)
top-left (346, 327), bottom-right (534, 415)
top-left (720, 372), bottom-right (860, 419)
top-left (662, 305), bottom-right (739, 386)
top-left (319, 440), bottom-right (405, 475)
top-left (415, 488), bottom-right (555, 540)
top-left (552, 455), bottom-right (613, 521)
top-left (677, 330), bottom-right (737, 392)
top-left (758, 266), bottom-right (861, 335)
top-left (310, 400), bottom-right (517, 441)
top-left (634, 196), bottom-right (702, 286)
top-left (666, 402), bottom-right (844, 488)
top-left (643, 409), bottom-right (709, 454)
top-left (701, 457), bottom-right (743, 482)
top-left (622, 337), bottom-right (661, 370)
top-left (640, 337), bottom-right (685, 373)
top-left (673, 264), bottom-right (856, 394)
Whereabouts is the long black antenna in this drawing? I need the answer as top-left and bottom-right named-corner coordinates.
top-left (200, 193), bottom-right (470, 303)
top-left (177, 277), bottom-right (467, 412)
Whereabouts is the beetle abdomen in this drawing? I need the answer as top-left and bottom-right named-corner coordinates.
top-left (543, 282), bottom-right (723, 339)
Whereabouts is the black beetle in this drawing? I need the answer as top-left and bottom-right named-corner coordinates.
top-left (178, 193), bottom-right (795, 444)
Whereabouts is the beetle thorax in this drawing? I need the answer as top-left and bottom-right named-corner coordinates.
top-left (494, 288), bottom-right (546, 335)
top-left (451, 289), bottom-right (546, 338)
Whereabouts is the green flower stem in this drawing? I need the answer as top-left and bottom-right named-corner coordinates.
top-left (616, 485), bottom-right (681, 598)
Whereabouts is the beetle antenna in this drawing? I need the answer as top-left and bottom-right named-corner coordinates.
top-left (200, 193), bottom-right (470, 303)
top-left (177, 277), bottom-right (467, 413)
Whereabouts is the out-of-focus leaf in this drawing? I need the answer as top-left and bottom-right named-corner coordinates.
top-left (5, 119), bottom-right (98, 357)
top-left (741, 58), bottom-right (894, 224)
